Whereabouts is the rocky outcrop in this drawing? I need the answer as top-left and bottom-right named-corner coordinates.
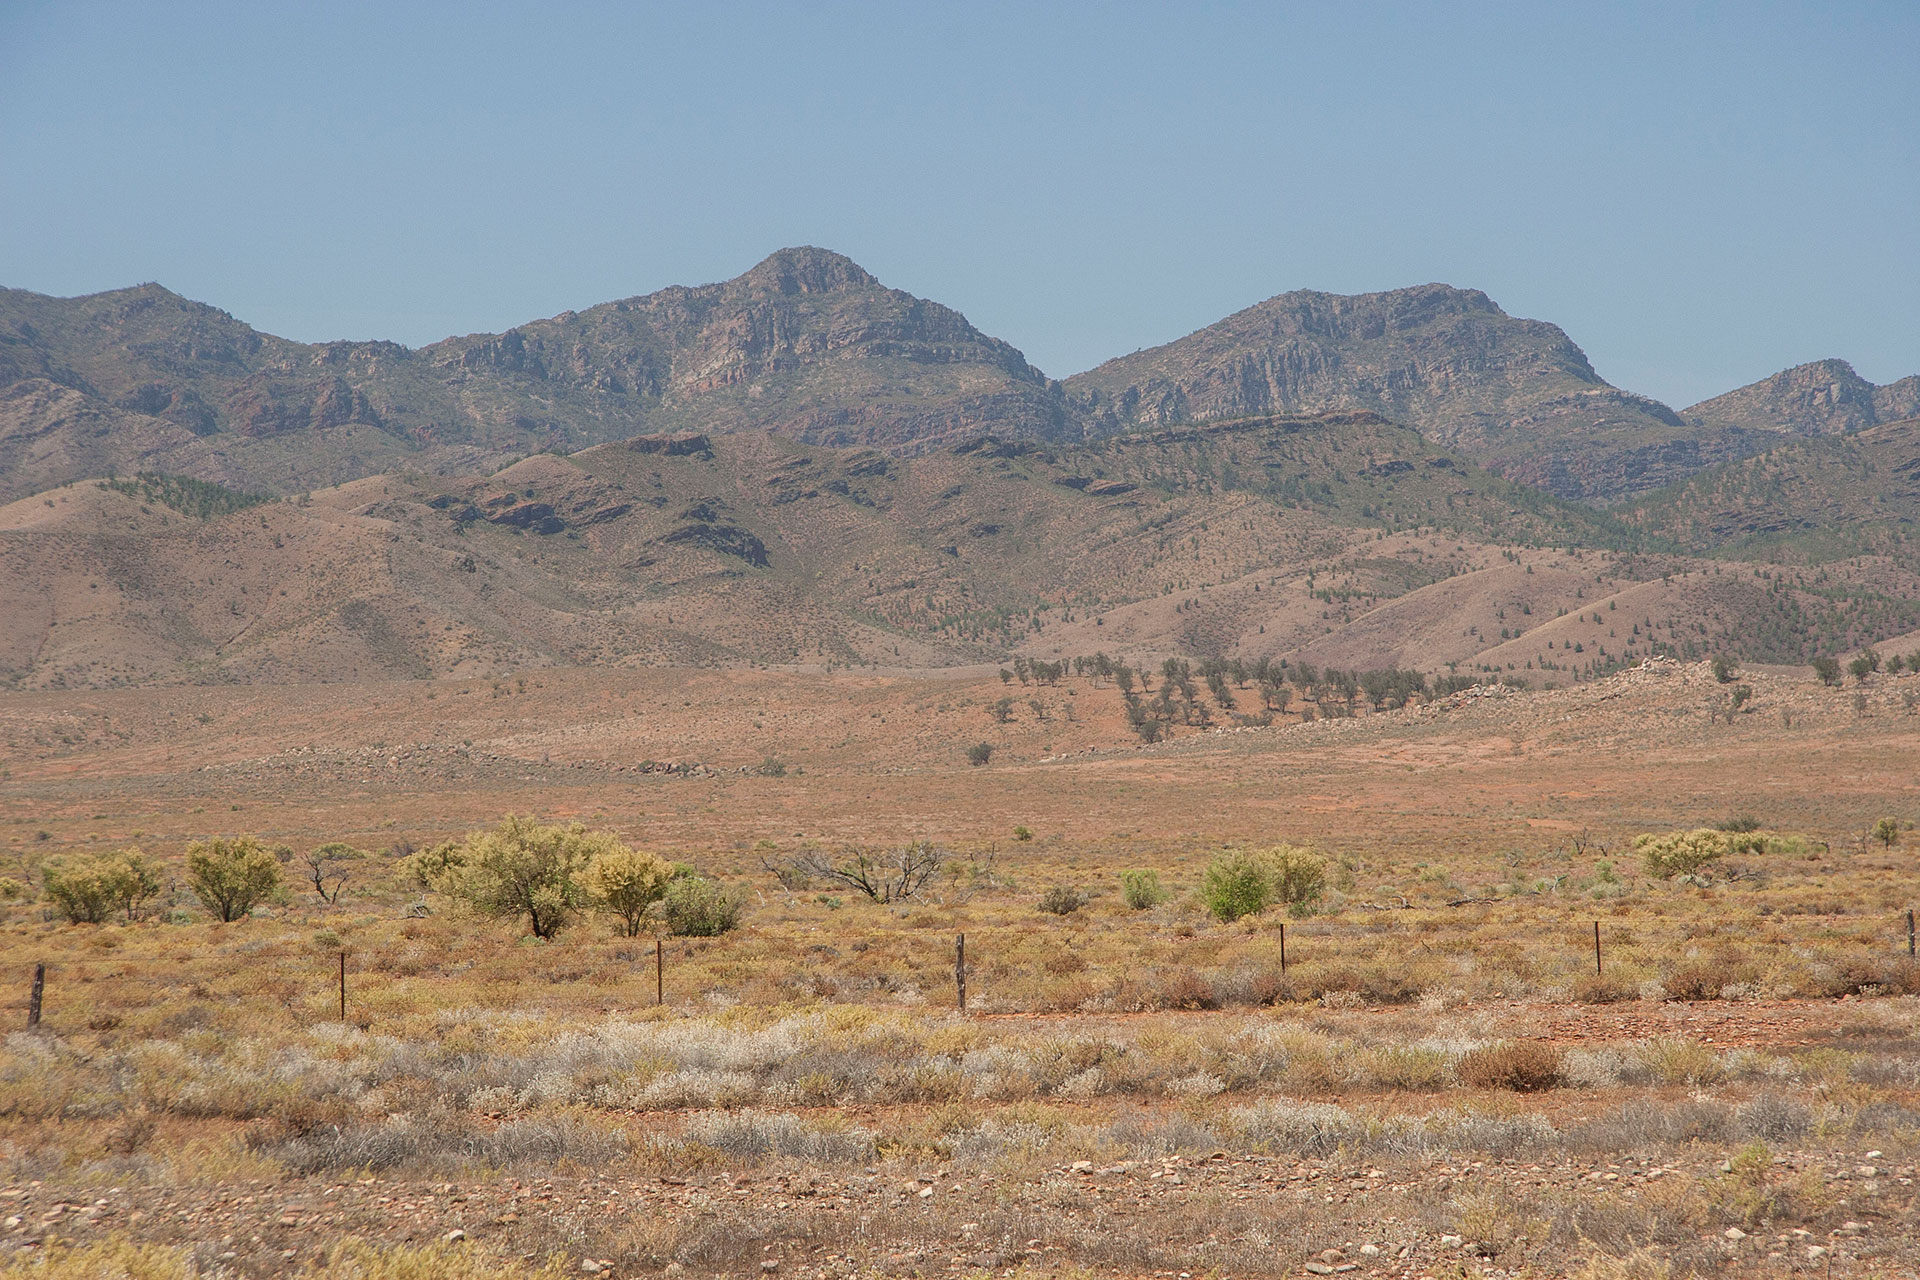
top-left (1684, 359), bottom-right (1920, 437)
top-left (1060, 284), bottom-right (1723, 501)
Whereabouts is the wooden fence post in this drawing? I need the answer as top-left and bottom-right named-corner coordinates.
top-left (1908, 908), bottom-right (1915, 958)
top-left (1594, 921), bottom-right (1603, 975)
top-left (1279, 923), bottom-right (1287, 973)
top-left (655, 938), bottom-right (664, 1006)
top-left (27, 963), bottom-right (43, 1030)
top-left (955, 933), bottom-right (966, 1014)
top-left (338, 951), bottom-right (347, 1021)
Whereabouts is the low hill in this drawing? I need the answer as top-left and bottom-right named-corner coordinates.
top-left (7, 412), bottom-right (1916, 690)
top-left (1061, 284), bottom-right (1756, 501)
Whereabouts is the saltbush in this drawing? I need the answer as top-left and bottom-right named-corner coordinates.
top-left (661, 875), bottom-right (746, 937)
top-left (1457, 1041), bottom-right (1564, 1091)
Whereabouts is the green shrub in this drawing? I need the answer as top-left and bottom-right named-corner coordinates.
top-left (1266, 846), bottom-right (1327, 912)
top-left (1202, 850), bottom-right (1272, 921)
top-left (43, 848), bottom-right (160, 924)
top-left (1811, 656), bottom-right (1842, 686)
top-left (1201, 845), bottom-right (1327, 921)
top-left (1119, 869), bottom-right (1168, 910)
top-left (966, 742), bottom-right (994, 766)
top-left (661, 875), bottom-right (745, 936)
top-left (1636, 828), bottom-right (1729, 880)
top-left (185, 837), bottom-right (283, 922)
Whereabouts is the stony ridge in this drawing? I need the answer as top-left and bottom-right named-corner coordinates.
top-left (1683, 358), bottom-right (1920, 438)
top-left (1061, 284), bottom-right (1756, 502)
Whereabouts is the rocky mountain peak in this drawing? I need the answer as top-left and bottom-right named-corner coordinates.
top-left (1684, 358), bottom-right (1915, 437)
top-left (736, 246), bottom-right (880, 296)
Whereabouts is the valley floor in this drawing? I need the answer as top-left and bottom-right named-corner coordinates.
top-left (0, 660), bottom-right (1917, 1277)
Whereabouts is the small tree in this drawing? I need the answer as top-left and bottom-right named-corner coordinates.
top-left (416, 815), bottom-right (624, 939)
top-left (186, 836), bottom-right (284, 922)
top-left (1636, 828), bottom-right (1729, 880)
top-left (1871, 817), bottom-right (1901, 850)
top-left (783, 842), bottom-right (946, 903)
top-left (1811, 656), bottom-right (1842, 686)
top-left (1119, 868), bottom-right (1168, 910)
top-left (660, 874), bottom-right (745, 936)
top-left (301, 842), bottom-right (366, 904)
top-left (1850, 649), bottom-right (1882, 682)
top-left (966, 742), bottom-right (994, 766)
top-left (580, 845), bottom-right (675, 936)
top-left (1710, 655), bottom-right (1737, 684)
top-left (43, 849), bottom-right (159, 924)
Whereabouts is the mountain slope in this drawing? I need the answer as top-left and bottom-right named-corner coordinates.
top-left (0, 248), bottom-right (1067, 501)
top-left (1620, 416), bottom-right (1920, 558)
top-left (1682, 358), bottom-right (1920, 438)
top-left (1062, 283), bottom-right (1761, 501)
top-left (11, 409), bottom-right (1918, 690)
top-left (0, 412), bottom-right (1627, 686)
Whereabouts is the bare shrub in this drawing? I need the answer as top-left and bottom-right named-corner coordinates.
top-left (1154, 968), bottom-right (1220, 1010)
top-left (1457, 1042), bottom-right (1564, 1091)
top-left (266, 1111), bottom-right (628, 1174)
top-left (668, 1111), bottom-right (875, 1164)
top-left (1037, 885), bottom-right (1086, 915)
top-left (1662, 962), bottom-right (1723, 1001)
top-left (1571, 972), bottom-right (1634, 1004)
top-left (782, 842), bottom-right (946, 903)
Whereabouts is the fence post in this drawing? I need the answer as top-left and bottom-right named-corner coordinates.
top-left (1279, 923), bottom-right (1287, 973)
top-left (955, 933), bottom-right (966, 1014)
top-left (655, 938), bottom-right (664, 1006)
top-left (27, 963), bottom-right (43, 1030)
top-left (1909, 909), bottom-right (1915, 958)
top-left (338, 951), bottom-right (347, 1021)
top-left (1594, 921), bottom-right (1603, 975)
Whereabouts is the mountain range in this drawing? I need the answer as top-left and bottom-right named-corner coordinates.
top-left (6, 247), bottom-right (1912, 506)
top-left (3, 248), bottom-right (1917, 691)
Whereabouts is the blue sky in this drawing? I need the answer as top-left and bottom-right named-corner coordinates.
top-left (2, 1), bottom-right (1914, 406)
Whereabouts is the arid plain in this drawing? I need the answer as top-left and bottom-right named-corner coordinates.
top-left (1, 656), bottom-right (1918, 1279)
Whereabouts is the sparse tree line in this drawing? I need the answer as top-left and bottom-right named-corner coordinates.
top-left (22, 818), bottom-right (745, 939)
top-left (997, 650), bottom-right (1488, 743)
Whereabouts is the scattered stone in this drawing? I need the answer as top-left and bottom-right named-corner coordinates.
top-left (1358, 1244), bottom-right (1381, 1257)
top-left (1724, 1228), bottom-right (1747, 1241)
top-left (1304, 1265), bottom-right (1334, 1276)
top-left (1439, 1234), bottom-right (1464, 1248)
top-left (761, 1261), bottom-right (780, 1273)
top-left (1807, 1246), bottom-right (1829, 1261)
top-left (443, 1229), bottom-right (466, 1243)
top-left (1071, 1161), bottom-right (1094, 1174)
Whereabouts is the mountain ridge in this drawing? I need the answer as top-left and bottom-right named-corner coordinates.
top-left (4, 250), bottom-right (1913, 509)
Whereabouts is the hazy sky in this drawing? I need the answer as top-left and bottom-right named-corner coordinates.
top-left (2, 2), bottom-right (1914, 407)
